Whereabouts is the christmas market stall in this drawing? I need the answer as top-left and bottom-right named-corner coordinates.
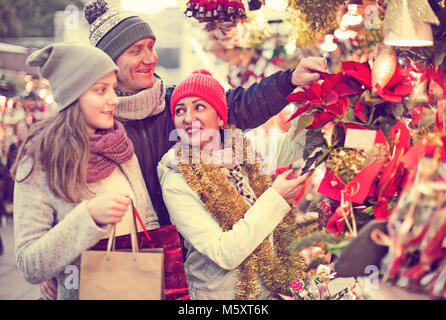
top-left (183, 0), bottom-right (446, 300)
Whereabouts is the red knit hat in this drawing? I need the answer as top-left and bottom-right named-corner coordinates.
top-left (170, 69), bottom-right (228, 128)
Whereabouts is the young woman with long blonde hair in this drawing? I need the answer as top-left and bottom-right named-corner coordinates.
top-left (12, 42), bottom-right (159, 300)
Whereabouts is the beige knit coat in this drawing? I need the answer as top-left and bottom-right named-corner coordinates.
top-left (13, 154), bottom-right (159, 300)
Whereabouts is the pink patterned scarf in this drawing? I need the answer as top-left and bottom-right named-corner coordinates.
top-left (87, 120), bottom-right (134, 183)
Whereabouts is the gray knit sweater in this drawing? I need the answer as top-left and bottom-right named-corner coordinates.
top-left (13, 154), bottom-right (159, 300)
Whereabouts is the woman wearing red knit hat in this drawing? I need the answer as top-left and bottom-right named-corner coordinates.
top-left (158, 69), bottom-right (311, 300)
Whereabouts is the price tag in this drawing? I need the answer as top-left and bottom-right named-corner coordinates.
top-left (344, 128), bottom-right (377, 151)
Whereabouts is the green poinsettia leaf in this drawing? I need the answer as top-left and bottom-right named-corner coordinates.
top-left (361, 90), bottom-right (385, 106)
top-left (371, 115), bottom-right (398, 135)
top-left (332, 124), bottom-right (346, 145)
top-left (293, 114), bottom-right (315, 140)
top-left (340, 109), bottom-right (357, 123)
top-left (390, 103), bottom-right (405, 120)
top-left (303, 129), bottom-right (325, 159)
top-left (348, 94), bottom-right (361, 108)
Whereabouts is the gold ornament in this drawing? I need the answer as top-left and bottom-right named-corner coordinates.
top-left (176, 125), bottom-right (307, 300)
top-left (405, 79), bottom-right (429, 111)
top-left (371, 46), bottom-right (396, 94)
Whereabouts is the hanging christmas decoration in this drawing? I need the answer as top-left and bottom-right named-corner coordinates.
top-left (320, 34), bottom-right (338, 53)
top-left (288, 0), bottom-right (345, 34)
top-left (285, 0), bottom-right (345, 47)
top-left (383, 0), bottom-right (440, 47)
top-left (342, 4), bottom-right (363, 27)
top-left (427, 0), bottom-right (446, 68)
top-left (204, 9), bottom-right (284, 87)
top-left (185, 0), bottom-right (247, 28)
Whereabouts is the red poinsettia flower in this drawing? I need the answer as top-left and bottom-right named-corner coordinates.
top-left (286, 71), bottom-right (360, 128)
top-left (324, 157), bottom-right (393, 233)
top-left (342, 61), bottom-right (372, 89)
top-left (375, 64), bottom-right (418, 103)
top-left (306, 111), bottom-right (337, 130)
top-left (341, 60), bottom-right (420, 103)
top-left (388, 120), bottom-right (411, 155)
top-left (317, 71), bottom-right (363, 96)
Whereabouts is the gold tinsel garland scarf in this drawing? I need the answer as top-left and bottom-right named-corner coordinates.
top-left (174, 125), bottom-right (307, 300)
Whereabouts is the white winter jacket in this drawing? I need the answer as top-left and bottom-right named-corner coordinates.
top-left (157, 124), bottom-right (306, 300)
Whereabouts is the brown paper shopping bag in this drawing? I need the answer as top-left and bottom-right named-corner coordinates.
top-left (80, 204), bottom-right (164, 300)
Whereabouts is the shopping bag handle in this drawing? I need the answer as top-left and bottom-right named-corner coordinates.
top-left (105, 198), bottom-right (151, 261)
top-left (106, 224), bottom-right (116, 261)
top-left (106, 222), bottom-right (138, 261)
top-left (131, 201), bottom-right (151, 242)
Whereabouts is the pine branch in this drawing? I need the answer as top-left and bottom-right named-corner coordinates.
top-left (283, 218), bottom-right (320, 240)
top-left (287, 230), bottom-right (346, 253)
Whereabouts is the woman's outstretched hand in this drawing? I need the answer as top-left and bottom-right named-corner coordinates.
top-left (272, 168), bottom-right (310, 201)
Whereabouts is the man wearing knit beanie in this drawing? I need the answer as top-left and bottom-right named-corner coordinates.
top-left (84, 0), bottom-right (158, 93)
top-left (83, 0), bottom-right (328, 230)
top-left (84, 0), bottom-right (156, 62)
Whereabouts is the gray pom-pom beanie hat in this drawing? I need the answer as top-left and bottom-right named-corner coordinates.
top-left (26, 42), bottom-right (118, 112)
top-left (84, 0), bottom-right (156, 61)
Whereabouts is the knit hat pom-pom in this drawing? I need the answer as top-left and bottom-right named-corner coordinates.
top-left (84, 0), bottom-right (110, 25)
top-left (192, 69), bottom-right (214, 77)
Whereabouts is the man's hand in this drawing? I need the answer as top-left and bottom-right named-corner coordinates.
top-left (291, 57), bottom-right (328, 87)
